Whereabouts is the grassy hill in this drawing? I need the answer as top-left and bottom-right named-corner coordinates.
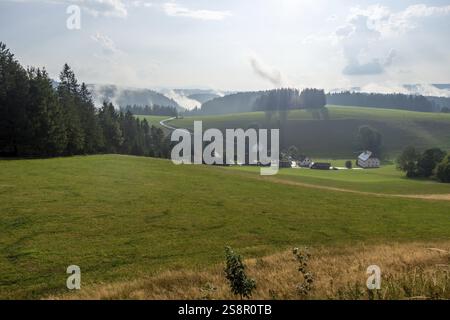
top-left (170, 105), bottom-right (450, 158)
top-left (1, 155), bottom-right (450, 298)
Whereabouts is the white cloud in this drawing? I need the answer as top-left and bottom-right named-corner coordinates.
top-left (347, 3), bottom-right (450, 37)
top-left (162, 2), bottom-right (231, 21)
top-left (335, 3), bottom-right (450, 76)
top-left (7, 0), bottom-right (128, 17)
top-left (91, 32), bottom-right (120, 55)
top-left (73, 0), bottom-right (128, 18)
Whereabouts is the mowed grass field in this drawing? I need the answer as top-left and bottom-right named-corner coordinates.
top-left (1, 155), bottom-right (450, 299)
top-left (232, 164), bottom-right (450, 195)
top-left (169, 105), bottom-right (450, 158)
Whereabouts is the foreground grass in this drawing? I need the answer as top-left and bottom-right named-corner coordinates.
top-left (1, 155), bottom-right (450, 299)
top-left (52, 242), bottom-right (450, 300)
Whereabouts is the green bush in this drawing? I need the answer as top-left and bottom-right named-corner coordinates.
top-left (436, 155), bottom-right (450, 183)
top-left (293, 247), bottom-right (314, 296)
top-left (224, 246), bottom-right (256, 299)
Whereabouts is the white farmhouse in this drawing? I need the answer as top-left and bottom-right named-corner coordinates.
top-left (357, 151), bottom-right (380, 168)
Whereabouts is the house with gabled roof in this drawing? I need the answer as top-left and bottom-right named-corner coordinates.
top-left (357, 151), bottom-right (380, 168)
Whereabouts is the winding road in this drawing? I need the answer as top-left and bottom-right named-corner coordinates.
top-left (159, 117), bottom-right (192, 135)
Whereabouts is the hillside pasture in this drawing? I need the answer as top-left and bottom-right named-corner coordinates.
top-left (170, 106), bottom-right (450, 158)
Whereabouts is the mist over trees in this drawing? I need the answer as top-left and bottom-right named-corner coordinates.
top-left (327, 91), bottom-right (434, 112)
top-left (0, 42), bottom-right (170, 158)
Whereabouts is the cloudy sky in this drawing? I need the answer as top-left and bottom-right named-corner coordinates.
top-left (1, 0), bottom-right (450, 92)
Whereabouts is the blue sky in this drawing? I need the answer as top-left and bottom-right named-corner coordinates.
top-left (1, 0), bottom-right (450, 92)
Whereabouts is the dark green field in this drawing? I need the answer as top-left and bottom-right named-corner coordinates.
top-left (170, 105), bottom-right (450, 158)
top-left (1, 155), bottom-right (450, 299)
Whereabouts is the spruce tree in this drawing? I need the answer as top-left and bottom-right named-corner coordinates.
top-left (58, 64), bottom-right (85, 155)
top-left (0, 42), bottom-right (30, 156)
top-left (79, 83), bottom-right (103, 153)
top-left (26, 68), bottom-right (67, 156)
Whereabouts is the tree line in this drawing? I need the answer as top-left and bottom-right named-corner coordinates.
top-left (397, 147), bottom-right (450, 183)
top-left (253, 88), bottom-right (326, 112)
top-left (120, 104), bottom-right (178, 117)
top-left (0, 42), bottom-right (170, 158)
top-left (327, 91), bottom-right (433, 112)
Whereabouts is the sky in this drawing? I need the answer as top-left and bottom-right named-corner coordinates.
top-left (1, 0), bottom-right (450, 93)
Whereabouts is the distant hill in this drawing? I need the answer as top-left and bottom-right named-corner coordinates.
top-left (432, 84), bottom-right (450, 90)
top-left (188, 93), bottom-right (220, 104)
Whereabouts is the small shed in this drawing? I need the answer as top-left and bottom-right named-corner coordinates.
top-left (310, 162), bottom-right (331, 170)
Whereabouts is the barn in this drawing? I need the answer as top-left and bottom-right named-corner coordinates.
top-left (357, 151), bottom-right (380, 168)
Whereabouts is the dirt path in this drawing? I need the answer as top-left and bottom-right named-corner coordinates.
top-left (258, 177), bottom-right (450, 201)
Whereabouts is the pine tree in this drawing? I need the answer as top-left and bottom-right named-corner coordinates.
top-left (98, 102), bottom-right (123, 153)
top-left (58, 64), bottom-right (85, 155)
top-left (79, 83), bottom-right (103, 153)
top-left (26, 68), bottom-right (67, 156)
top-left (0, 42), bottom-right (30, 156)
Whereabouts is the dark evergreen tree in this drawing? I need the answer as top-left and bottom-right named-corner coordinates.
top-left (26, 68), bottom-right (67, 156)
top-left (327, 91), bottom-right (434, 113)
top-left (58, 64), bottom-right (85, 155)
top-left (0, 42), bottom-right (30, 155)
top-left (79, 83), bottom-right (103, 153)
top-left (98, 102), bottom-right (123, 153)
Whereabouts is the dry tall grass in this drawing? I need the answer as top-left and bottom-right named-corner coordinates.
top-left (50, 242), bottom-right (449, 300)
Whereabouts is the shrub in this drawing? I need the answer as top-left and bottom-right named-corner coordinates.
top-left (293, 247), bottom-right (314, 296)
top-left (345, 160), bottom-right (352, 169)
top-left (224, 246), bottom-right (256, 299)
top-left (436, 155), bottom-right (450, 183)
top-left (417, 148), bottom-right (446, 177)
top-left (396, 146), bottom-right (420, 177)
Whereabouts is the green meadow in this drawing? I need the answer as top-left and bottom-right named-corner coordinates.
top-left (135, 115), bottom-right (168, 130)
top-left (1, 155), bottom-right (450, 299)
top-left (231, 164), bottom-right (450, 195)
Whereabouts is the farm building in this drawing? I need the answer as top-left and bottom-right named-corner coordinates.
top-left (310, 162), bottom-right (331, 170)
top-left (297, 157), bottom-right (312, 167)
top-left (279, 160), bottom-right (293, 168)
top-left (357, 151), bottom-right (380, 168)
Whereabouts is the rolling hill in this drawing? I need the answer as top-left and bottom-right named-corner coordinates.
top-left (170, 105), bottom-right (450, 158)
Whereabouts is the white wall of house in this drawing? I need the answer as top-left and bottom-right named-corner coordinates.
top-left (357, 158), bottom-right (380, 168)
